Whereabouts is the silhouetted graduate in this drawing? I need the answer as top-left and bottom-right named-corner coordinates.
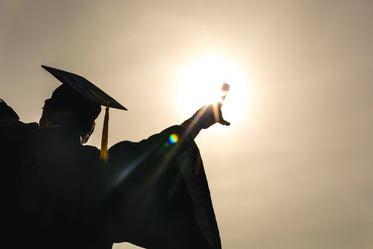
top-left (0, 66), bottom-right (229, 249)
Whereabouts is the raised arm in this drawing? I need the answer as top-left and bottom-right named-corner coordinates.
top-left (181, 103), bottom-right (230, 139)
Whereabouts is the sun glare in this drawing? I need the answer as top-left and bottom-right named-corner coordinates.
top-left (178, 55), bottom-right (250, 124)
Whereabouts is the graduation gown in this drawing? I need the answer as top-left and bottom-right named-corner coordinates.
top-left (0, 100), bottom-right (221, 249)
top-left (108, 126), bottom-right (221, 249)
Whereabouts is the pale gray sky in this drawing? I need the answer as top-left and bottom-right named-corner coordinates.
top-left (1, 0), bottom-right (373, 248)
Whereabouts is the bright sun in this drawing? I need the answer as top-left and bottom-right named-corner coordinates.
top-left (178, 55), bottom-right (250, 124)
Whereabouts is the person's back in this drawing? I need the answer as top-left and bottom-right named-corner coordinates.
top-left (14, 127), bottom-right (113, 249)
top-left (0, 99), bottom-right (112, 249)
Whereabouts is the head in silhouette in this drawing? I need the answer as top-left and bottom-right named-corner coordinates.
top-left (39, 84), bottom-right (101, 143)
top-left (39, 65), bottom-right (127, 145)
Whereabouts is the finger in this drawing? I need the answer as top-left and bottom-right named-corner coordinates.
top-left (219, 118), bottom-right (230, 126)
top-left (214, 104), bottom-right (228, 125)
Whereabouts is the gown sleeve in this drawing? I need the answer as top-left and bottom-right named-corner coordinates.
top-left (107, 125), bottom-right (222, 249)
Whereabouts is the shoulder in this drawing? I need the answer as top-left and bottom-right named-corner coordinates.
top-left (109, 140), bottom-right (139, 153)
top-left (0, 98), bottom-right (39, 137)
top-left (0, 98), bottom-right (20, 126)
top-left (108, 140), bottom-right (142, 164)
top-left (82, 144), bottom-right (100, 153)
top-left (0, 121), bottom-right (39, 143)
top-left (80, 144), bottom-right (102, 163)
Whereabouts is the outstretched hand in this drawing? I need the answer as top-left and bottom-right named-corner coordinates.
top-left (181, 103), bottom-right (230, 139)
top-left (192, 103), bottom-right (230, 129)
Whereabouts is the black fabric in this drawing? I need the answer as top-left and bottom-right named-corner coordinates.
top-left (1, 125), bottom-right (112, 249)
top-left (0, 101), bottom-right (221, 249)
top-left (108, 127), bottom-right (221, 249)
top-left (0, 98), bottom-right (20, 125)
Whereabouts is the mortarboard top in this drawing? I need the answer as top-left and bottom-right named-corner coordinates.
top-left (42, 65), bottom-right (127, 162)
top-left (41, 65), bottom-right (127, 110)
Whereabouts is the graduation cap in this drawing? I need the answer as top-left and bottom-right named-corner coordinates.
top-left (41, 65), bottom-right (127, 162)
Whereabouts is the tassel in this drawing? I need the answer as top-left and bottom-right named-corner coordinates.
top-left (100, 105), bottom-right (109, 162)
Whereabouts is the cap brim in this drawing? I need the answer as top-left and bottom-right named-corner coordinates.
top-left (42, 65), bottom-right (127, 110)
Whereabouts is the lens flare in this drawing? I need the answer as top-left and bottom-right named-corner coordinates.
top-left (168, 133), bottom-right (179, 144)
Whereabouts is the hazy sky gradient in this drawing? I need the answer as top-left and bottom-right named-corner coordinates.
top-left (1, 1), bottom-right (373, 248)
